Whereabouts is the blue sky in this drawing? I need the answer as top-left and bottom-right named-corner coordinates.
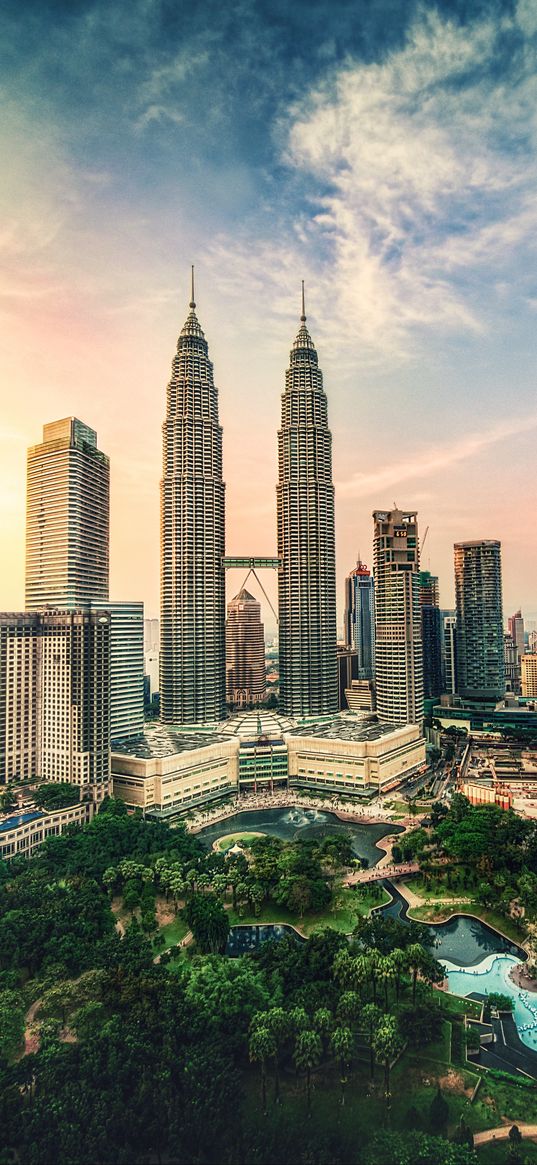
top-left (1, 0), bottom-right (536, 629)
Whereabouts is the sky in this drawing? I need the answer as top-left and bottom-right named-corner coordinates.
top-left (1, 0), bottom-right (537, 633)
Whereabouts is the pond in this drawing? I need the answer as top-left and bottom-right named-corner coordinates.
top-left (226, 923), bottom-right (306, 957)
top-left (378, 881), bottom-right (523, 967)
top-left (197, 806), bottom-right (402, 868)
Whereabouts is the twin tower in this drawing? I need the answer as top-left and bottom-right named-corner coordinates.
top-left (160, 275), bottom-right (338, 724)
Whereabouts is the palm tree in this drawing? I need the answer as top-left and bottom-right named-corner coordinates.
top-left (391, 948), bottom-right (407, 1002)
top-left (333, 948), bottom-right (353, 987)
top-left (264, 1007), bottom-right (291, 1104)
top-left (406, 943), bottom-right (426, 1005)
top-left (249, 1026), bottom-right (276, 1116)
top-left (293, 1030), bottom-right (322, 1117)
top-left (367, 950), bottom-right (381, 1005)
top-left (378, 955), bottom-right (396, 1011)
top-left (350, 954), bottom-right (370, 998)
top-left (330, 1026), bottom-right (354, 1106)
top-left (372, 1016), bottom-right (403, 1106)
top-left (361, 1002), bottom-right (382, 1082)
top-left (289, 1005), bottom-right (309, 1033)
top-left (336, 990), bottom-right (361, 1029)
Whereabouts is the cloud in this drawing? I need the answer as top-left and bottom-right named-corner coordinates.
top-left (336, 412), bottom-right (537, 499)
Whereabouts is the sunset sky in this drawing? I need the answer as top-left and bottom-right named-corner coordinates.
top-left (2, 0), bottom-right (537, 632)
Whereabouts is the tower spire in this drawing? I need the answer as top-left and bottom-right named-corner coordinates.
top-left (190, 265), bottom-right (196, 310)
top-left (300, 279), bottom-right (306, 323)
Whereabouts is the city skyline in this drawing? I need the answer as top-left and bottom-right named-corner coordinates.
top-left (2, 1), bottom-right (537, 629)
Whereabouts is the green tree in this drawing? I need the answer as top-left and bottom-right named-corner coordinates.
top-left (263, 1007), bottom-right (291, 1104)
top-left (336, 990), bottom-right (361, 1028)
top-left (330, 1025), bottom-right (353, 1106)
top-left (372, 1015), bottom-right (403, 1105)
top-left (249, 1025), bottom-right (276, 1116)
top-left (293, 1030), bottom-right (322, 1117)
top-left (183, 893), bottom-right (229, 954)
top-left (0, 989), bottom-right (25, 1060)
top-left (361, 1002), bottom-right (382, 1081)
top-left (429, 1084), bottom-right (449, 1132)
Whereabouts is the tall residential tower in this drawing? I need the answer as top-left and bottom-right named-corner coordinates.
top-left (26, 418), bottom-right (109, 610)
top-left (454, 540), bottom-right (504, 704)
top-left (277, 288), bottom-right (338, 716)
top-left (373, 508), bottom-right (423, 725)
top-left (160, 273), bottom-right (226, 723)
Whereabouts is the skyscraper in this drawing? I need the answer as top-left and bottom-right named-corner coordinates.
top-left (226, 588), bottom-right (266, 706)
top-left (454, 540), bottom-right (504, 704)
top-left (26, 418), bottom-right (109, 610)
top-left (419, 571), bottom-right (442, 700)
top-left (277, 288), bottom-right (338, 716)
top-left (343, 560), bottom-right (375, 679)
top-left (160, 272), bottom-right (226, 723)
top-left (373, 509), bottom-right (423, 725)
top-left (440, 611), bottom-right (457, 695)
top-left (508, 610), bottom-right (525, 661)
top-left (0, 609), bottom-right (110, 796)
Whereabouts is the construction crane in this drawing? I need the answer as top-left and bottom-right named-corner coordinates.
top-left (421, 525), bottom-right (429, 557)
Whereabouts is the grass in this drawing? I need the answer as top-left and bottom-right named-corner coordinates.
top-left (158, 915), bottom-right (189, 949)
top-left (227, 886), bottom-right (390, 937)
top-left (438, 991), bottom-right (482, 1019)
top-left (214, 831), bottom-right (264, 852)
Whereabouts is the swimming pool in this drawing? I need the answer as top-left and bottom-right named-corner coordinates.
top-left (446, 953), bottom-right (537, 1051)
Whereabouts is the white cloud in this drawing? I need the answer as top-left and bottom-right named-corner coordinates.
top-left (336, 413), bottom-right (537, 499)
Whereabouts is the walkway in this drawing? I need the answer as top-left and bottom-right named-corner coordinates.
top-left (474, 1122), bottom-right (537, 1147)
top-left (346, 862), bottom-right (419, 886)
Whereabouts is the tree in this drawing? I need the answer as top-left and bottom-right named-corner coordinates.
top-left (0, 790), bottom-right (16, 814)
top-left (429, 1084), bottom-right (449, 1132)
top-left (249, 1026), bottom-right (276, 1116)
top-left (293, 1030), bottom-right (322, 1117)
top-left (0, 990), bottom-right (25, 1060)
top-left (378, 954), bottom-right (396, 1010)
top-left (336, 991), bottom-right (361, 1029)
top-left (263, 1007), bottom-right (291, 1104)
top-left (361, 1002), bottom-right (382, 1081)
top-left (407, 943), bottom-right (427, 1004)
top-left (330, 1026), bottom-right (353, 1106)
top-left (183, 893), bottom-right (230, 954)
top-left (371, 1015), bottom-right (403, 1104)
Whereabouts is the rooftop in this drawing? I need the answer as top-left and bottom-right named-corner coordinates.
top-left (112, 725), bottom-right (230, 759)
top-left (287, 716), bottom-right (406, 743)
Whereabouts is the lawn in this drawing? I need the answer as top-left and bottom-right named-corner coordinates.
top-left (214, 831), bottom-right (264, 852)
top-left (227, 886), bottom-right (390, 937)
top-left (158, 915), bottom-right (189, 949)
top-left (477, 1139), bottom-right (537, 1162)
top-left (438, 991), bottom-right (482, 1019)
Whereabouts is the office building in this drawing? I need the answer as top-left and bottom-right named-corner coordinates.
top-left (225, 588), bottom-right (266, 706)
top-left (145, 650), bottom-right (160, 700)
top-left (508, 610), bottom-right (525, 661)
top-left (337, 647), bottom-right (359, 710)
top-left (26, 418), bottom-right (109, 610)
top-left (440, 611), bottom-right (457, 695)
top-left (160, 274), bottom-right (226, 723)
top-left (504, 634), bottom-right (519, 694)
top-left (419, 571), bottom-right (442, 700)
top-left (454, 540), bottom-right (504, 704)
top-left (144, 618), bottom-right (159, 653)
top-left (373, 508), bottom-right (423, 725)
top-left (0, 610), bottom-right (110, 796)
top-left (522, 655), bottom-right (537, 698)
top-left (87, 602), bottom-right (144, 741)
top-left (343, 560), bottom-right (375, 678)
top-left (277, 288), bottom-right (338, 716)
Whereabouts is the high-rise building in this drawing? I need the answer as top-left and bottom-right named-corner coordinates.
top-left (87, 602), bottom-right (144, 742)
top-left (508, 610), bottom-right (525, 661)
top-left (144, 619), bottom-right (160, 653)
top-left (440, 611), bottom-right (457, 695)
top-left (277, 288), bottom-right (338, 716)
top-left (504, 633), bottom-right (519, 694)
top-left (419, 571), bottom-right (442, 700)
top-left (373, 508), bottom-right (423, 725)
top-left (26, 418), bottom-right (109, 610)
top-left (529, 630), bottom-right (537, 655)
top-left (0, 610), bottom-right (110, 796)
top-left (454, 540), bottom-right (504, 704)
top-left (226, 588), bottom-right (266, 706)
top-left (521, 655), bottom-right (537, 698)
top-left (343, 560), bottom-right (375, 679)
top-left (337, 646), bottom-right (359, 710)
top-left (160, 273), bottom-right (226, 723)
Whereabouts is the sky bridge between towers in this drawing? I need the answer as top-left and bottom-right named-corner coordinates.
top-left (222, 557), bottom-right (281, 623)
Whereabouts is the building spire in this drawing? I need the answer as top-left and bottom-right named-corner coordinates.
top-left (300, 279), bottom-right (306, 323)
top-left (190, 264), bottom-right (196, 310)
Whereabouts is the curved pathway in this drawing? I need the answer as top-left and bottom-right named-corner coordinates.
top-left (474, 1123), bottom-right (537, 1147)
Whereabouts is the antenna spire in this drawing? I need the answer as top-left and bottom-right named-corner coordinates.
top-left (190, 265), bottom-right (196, 310)
top-left (300, 279), bottom-right (306, 323)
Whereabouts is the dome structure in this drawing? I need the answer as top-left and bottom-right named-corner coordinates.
top-left (221, 709), bottom-right (296, 739)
